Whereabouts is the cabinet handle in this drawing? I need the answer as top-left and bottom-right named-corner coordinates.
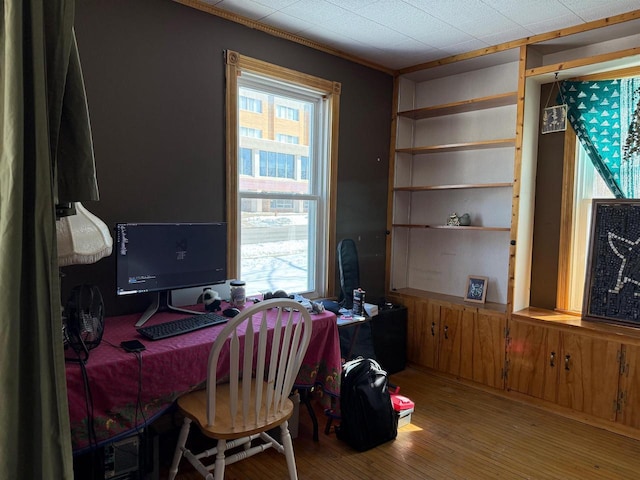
top-left (564, 354), bottom-right (571, 371)
top-left (550, 351), bottom-right (556, 367)
top-left (444, 325), bottom-right (449, 339)
top-left (431, 322), bottom-right (436, 336)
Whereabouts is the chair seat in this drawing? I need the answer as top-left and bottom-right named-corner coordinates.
top-left (177, 380), bottom-right (295, 440)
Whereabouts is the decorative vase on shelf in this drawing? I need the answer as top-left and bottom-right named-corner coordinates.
top-left (459, 213), bottom-right (471, 226)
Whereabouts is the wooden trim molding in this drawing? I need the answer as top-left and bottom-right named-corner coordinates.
top-left (507, 45), bottom-right (528, 314)
top-left (177, 0), bottom-right (640, 79)
top-left (225, 51), bottom-right (240, 279)
top-left (173, 0), bottom-right (394, 75)
top-left (399, 10), bottom-right (640, 76)
top-left (555, 127), bottom-right (577, 312)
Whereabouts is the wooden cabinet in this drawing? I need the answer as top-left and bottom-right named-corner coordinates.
top-left (473, 309), bottom-right (507, 389)
top-left (557, 331), bottom-right (619, 420)
top-left (507, 318), bottom-right (560, 402)
top-left (437, 303), bottom-right (466, 377)
top-left (395, 291), bottom-right (505, 387)
top-left (507, 312), bottom-right (630, 424)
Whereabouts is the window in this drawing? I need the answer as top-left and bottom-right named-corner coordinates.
top-left (276, 134), bottom-right (299, 144)
top-left (300, 156), bottom-right (309, 180)
top-left (258, 151), bottom-right (295, 179)
top-left (239, 96), bottom-right (262, 113)
top-left (276, 105), bottom-right (299, 121)
top-left (225, 51), bottom-right (340, 298)
top-left (240, 127), bottom-right (262, 138)
top-left (270, 199), bottom-right (294, 210)
top-left (239, 148), bottom-right (253, 176)
top-left (558, 74), bottom-right (640, 313)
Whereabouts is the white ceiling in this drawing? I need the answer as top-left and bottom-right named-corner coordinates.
top-left (199, 0), bottom-right (640, 70)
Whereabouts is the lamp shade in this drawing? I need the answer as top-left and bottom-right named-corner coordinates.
top-left (56, 202), bottom-right (113, 266)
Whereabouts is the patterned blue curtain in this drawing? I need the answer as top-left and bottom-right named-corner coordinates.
top-left (559, 79), bottom-right (640, 198)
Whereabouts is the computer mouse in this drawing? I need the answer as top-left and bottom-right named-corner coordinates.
top-left (223, 307), bottom-right (241, 318)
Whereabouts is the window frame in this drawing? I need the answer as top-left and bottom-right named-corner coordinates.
top-left (225, 50), bottom-right (341, 297)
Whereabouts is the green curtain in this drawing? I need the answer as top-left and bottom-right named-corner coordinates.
top-left (1, 1), bottom-right (98, 479)
top-left (559, 78), bottom-right (640, 198)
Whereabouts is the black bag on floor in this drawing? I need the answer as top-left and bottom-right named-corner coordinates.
top-left (336, 357), bottom-right (398, 451)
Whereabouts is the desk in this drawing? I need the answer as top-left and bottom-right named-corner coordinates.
top-left (66, 304), bottom-right (341, 453)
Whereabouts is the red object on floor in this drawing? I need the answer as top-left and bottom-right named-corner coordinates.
top-left (390, 392), bottom-right (415, 413)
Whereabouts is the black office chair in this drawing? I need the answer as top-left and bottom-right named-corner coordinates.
top-left (337, 238), bottom-right (360, 310)
top-left (336, 238), bottom-right (375, 361)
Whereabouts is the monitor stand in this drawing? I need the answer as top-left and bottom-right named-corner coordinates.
top-left (135, 290), bottom-right (200, 327)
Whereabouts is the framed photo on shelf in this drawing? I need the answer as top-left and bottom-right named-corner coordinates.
top-left (583, 199), bottom-right (640, 326)
top-left (464, 275), bottom-right (488, 303)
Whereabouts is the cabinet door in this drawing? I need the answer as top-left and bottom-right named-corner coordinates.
top-left (459, 306), bottom-right (476, 381)
top-left (473, 310), bottom-right (507, 389)
top-left (438, 304), bottom-right (463, 376)
top-left (557, 332), bottom-right (620, 421)
top-left (618, 344), bottom-right (640, 428)
top-left (420, 299), bottom-right (440, 369)
top-left (404, 297), bottom-right (438, 368)
top-left (506, 319), bottom-right (559, 402)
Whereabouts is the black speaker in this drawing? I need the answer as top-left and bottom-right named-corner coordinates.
top-left (370, 305), bottom-right (407, 375)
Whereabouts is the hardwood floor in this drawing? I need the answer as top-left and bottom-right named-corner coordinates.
top-left (160, 367), bottom-right (640, 479)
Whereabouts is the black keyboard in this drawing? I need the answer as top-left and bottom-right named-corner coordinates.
top-left (137, 312), bottom-right (228, 340)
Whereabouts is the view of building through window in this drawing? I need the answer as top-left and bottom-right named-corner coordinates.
top-left (236, 81), bottom-right (327, 296)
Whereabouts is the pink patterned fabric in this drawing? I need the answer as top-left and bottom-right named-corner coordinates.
top-left (66, 304), bottom-right (341, 452)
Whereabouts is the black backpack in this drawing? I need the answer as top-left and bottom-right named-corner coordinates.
top-left (336, 357), bottom-right (398, 451)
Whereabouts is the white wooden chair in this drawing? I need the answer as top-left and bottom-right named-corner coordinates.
top-left (168, 298), bottom-right (312, 480)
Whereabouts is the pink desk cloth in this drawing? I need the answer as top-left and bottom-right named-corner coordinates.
top-left (66, 303), bottom-right (341, 453)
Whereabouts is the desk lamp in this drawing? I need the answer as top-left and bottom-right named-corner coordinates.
top-left (56, 202), bottom-right (112, 266)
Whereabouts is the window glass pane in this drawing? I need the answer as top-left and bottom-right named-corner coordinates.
top-left (239, 95), bottom-right (262, 113)
top-left (237, 80), bottom-right (323, 296)
top-left (568, 143), bottom-right (615, 311)
top-left (239, 86), bottom-right (312, 195)
top-left (276, 104), bottom-right (300, 121)
top-left (240, 199), bottom-right (316, 293)
top-left (276, 134), bottom-right (299, 144)
top-left (239, 148), bottom-right (253, 176)
top-left (240, 127), bottom-right (262, 138)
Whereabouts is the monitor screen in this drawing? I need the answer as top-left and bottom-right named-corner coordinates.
top-left (115, 222), bottom-right (227, 296)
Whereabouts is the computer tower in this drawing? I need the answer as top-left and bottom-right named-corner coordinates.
top-left (72, 428), bottom-right (158, 480)
top-left (104, 435), bottom-right (139, 479)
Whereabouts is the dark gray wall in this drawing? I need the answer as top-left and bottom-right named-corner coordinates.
top-left (67, 0), bottom-right (393, 316)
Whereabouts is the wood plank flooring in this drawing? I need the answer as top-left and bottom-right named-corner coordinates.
top-left (161, 367), bottom-right (640, 479)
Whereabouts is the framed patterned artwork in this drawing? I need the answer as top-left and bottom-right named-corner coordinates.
top-left (583, 199), bottom-right (640, 326)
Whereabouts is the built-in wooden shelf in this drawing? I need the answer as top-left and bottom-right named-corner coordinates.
top-left (394, 182), bottom-right (513, 192)
top-left (513, 307), bottom-right (640, 345)
top-left (398, 92), bottom-right (518, 119)
top-left (390, 287), bottom-right (507, 314)
top-left (396, 138), bottom-right (516, 155)
top-left (392, 223), bottom-right (510, 231)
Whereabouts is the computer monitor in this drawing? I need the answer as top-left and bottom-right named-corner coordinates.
top-left (115, 222), bottom-right (227, 327)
